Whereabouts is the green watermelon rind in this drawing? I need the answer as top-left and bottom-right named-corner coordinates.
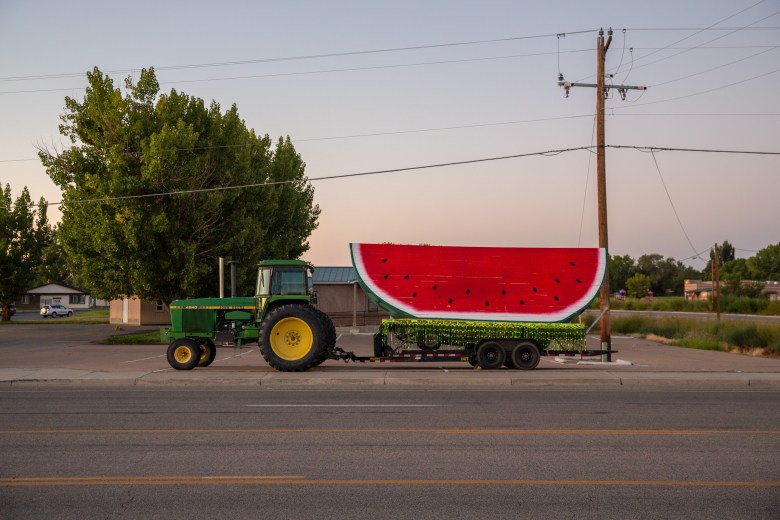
top-left (350, 243), bottom-right (607, 323)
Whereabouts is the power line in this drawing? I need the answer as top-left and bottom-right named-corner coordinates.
top-left (649, 149), bottom-right (700, 259)
top-left (4, 113), bottom-right (780, 165)
top-left (24, 146), bottom-right (595, 208)
top-left (609, 66), bottom-right (780, 110)
top-left (0, 114), bottom-right (597, 163)
top-left (651, 46), bottom-right (780, 87)
top-left (17, 144), bottom-right (780, 209)
top-left (610, 145), bottom-right (780, 155)
top-left (620, 1), bottom-right (773, 68)
top-left (575, 1), bottom-right (775, 82)
top-left (0, 49), bottom-right (597, 95)
top-left (577, 115), bottom-right (597, 247)
top-left (0, 30), bottom-right (599, 83)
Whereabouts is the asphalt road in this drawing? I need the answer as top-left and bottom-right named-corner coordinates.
top-left (1, 388), bottom-right (778, 519)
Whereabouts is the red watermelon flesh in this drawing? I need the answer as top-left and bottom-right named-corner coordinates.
top-left (351, 243), bottom-right (606, 322)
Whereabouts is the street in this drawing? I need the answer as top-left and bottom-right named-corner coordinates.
top-left (1, 387), bottom-right (778, 519)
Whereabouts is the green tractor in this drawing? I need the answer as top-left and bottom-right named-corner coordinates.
top-left (162, 260), bottom-right (337, 372)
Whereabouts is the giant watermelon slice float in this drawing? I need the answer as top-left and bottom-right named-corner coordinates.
top-left (351, 243), bottom-right (606, 323)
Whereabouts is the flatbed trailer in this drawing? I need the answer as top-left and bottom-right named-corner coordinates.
top-left (329, 318), bottom-right (616, 370)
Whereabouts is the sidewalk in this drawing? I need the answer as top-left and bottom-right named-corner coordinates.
top-left (1, 330), bottom-right (779, 388)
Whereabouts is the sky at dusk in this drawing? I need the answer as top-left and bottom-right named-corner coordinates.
top-left (1, 0), bottom-right (778, 269)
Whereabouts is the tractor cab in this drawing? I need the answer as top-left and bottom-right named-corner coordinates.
top-left (256, 260), bottom-right (316, 318)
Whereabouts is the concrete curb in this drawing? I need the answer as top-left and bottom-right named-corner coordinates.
top-left (2, 369), bottom-right (779, 388)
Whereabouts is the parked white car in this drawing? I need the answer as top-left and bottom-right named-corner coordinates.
top-left (40, 304), bottom-right (74, 318)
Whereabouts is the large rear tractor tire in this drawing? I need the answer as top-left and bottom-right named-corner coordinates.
top-left (310, 307), bottom-right (337, 366)
top-left (167, 338), bottom-right (200, 370)
top-left (259, 304), bottom-right (330, 372)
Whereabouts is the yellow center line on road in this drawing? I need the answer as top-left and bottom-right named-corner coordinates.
top-left (1, 477), bottom-right (778, 488)
top-left (1, 428), bottom-right (778, 436)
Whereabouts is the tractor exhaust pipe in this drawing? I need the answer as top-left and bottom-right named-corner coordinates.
top-left (228, 261), bottom-right (239, 298)
top-left (219, 257), bottom-right (225, 298)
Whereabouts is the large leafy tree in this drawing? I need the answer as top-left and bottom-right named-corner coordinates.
top-left (608, 254), bottom-right (637, 293)
top-left (0, 184), bottom-right (53, 320)
top-left (703, 240), bottom-right (735, 279)
top-left (40, 67), bottom-right (319, 302)
top-left (748, 242), bottom-right (780, 280)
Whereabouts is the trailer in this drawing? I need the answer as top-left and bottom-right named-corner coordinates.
top-left (161, 244), bottom-right (614, 371)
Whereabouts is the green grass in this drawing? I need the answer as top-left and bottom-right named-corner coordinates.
top-left (100, 330), bottom-right (166, 345)
top-left (592, 296), bottom-right (780, 316)
top-left (1, 309), bottom-right (110, 325)
top-left (596, 315), bottom-right (780, 356)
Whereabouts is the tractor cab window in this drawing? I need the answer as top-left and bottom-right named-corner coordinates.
top-left (257, 267), bottom-right (272, 296)
top-left (270, 268), bottom-right (307, 296)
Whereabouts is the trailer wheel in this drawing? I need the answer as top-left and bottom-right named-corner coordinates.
top-left (259, 304), bottom-right (328, 372)
top-left (196, 338), bottom-right (217, 367)
top-left (167, 338), bottom-right (200, 370)
top-left (512, 341), bottom-right (540, 370)
top-left (476, 341), bottom-right (505, 370)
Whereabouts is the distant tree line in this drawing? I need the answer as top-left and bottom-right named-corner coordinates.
top-left (609, 239), bottom-right (780, 298)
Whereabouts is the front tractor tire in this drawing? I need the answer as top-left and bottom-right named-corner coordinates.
top-left (167, 338), bottom-right (200, 370)
top-left (259, 304), bottom-right (330, 372)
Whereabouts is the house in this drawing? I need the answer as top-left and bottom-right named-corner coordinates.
top-left (684, 280), bottom-right (780, 301)
top-left (18, 282), bottom-right (103, 310)
top-left (110, 297), bottom-right (171, 326)
top-left (312, 267), bottom-right (389, 326)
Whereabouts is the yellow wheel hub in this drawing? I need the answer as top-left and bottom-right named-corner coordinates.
top-left (174, 346), bottom-right (193, 363)
top-left (270, 317), bottom-right (314, 361)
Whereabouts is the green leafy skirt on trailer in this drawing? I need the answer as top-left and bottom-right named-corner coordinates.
top-left (376, 319), bottom-right (586, 352)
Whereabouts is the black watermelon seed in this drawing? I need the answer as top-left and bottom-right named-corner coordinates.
top-left (485, 301), bottom-right (490, 306)
top-left (533, 287), bottom-right (538, 293)
top-left (404, 274), bottom-right (410, 280)
top-left (412, 292), bottom-right (417, 298)
top-left (570, 261), bottom-right (576, 266)
top-left (554, 296), bottom-right (559, 301)
top-left (576, 278), bottom-right (582, 283)
top-left (383, 274), bottom-right (389, 279)
top-left (448, 298), bottom-right (453, 304)
top-left (502, 289), bottom-right (507, 295)
top-left (555, 278), bottom-right (560, 283)
top-left (520, 300), bottom-right (525, 305)
top-left (381, 258), bottom-right (387, 263)
top-left (433, 284), bottom-right (437, 290)
top-left (466, 289), bottom-right (471, 294)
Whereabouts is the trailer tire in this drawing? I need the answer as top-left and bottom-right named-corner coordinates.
top-left (196, 338), bottom-right (217, 367)
top-left (476, 341), bottom-right (505, 370)
top-left (260, 304), bottom-right (328, 372)
top-left (512, 341), bottom-right (540, 370)
top-left (167, 338), bottom-right (200, 370)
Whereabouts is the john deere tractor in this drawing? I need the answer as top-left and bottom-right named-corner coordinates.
top-left (162, 260), bottom-right (337, 372)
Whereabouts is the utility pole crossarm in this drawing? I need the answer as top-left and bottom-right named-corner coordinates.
top-left (558, 81), bottom-right (647, 90)
top-left (558, 81), bottom-right (647, 98)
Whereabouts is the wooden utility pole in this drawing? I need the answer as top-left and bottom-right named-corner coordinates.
top-left (713, 243), bottom-right (721, 322)
top-left (558, 28), bottom-right (647, 362)
top-left (596, 29), bottom-right (612, 360)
